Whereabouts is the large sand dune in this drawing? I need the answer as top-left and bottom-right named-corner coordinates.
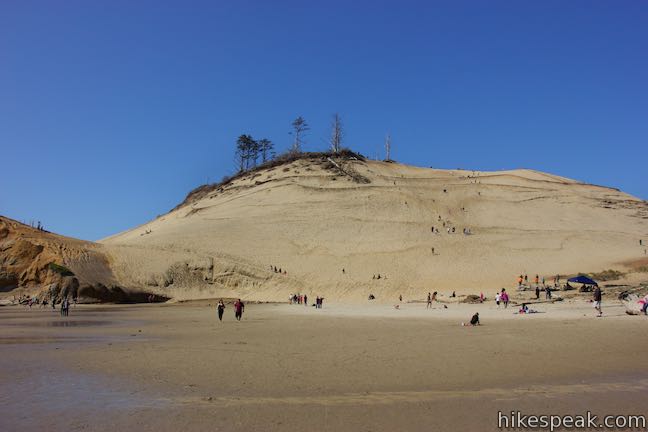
top-left (99, 155), bottom-right (648, 302)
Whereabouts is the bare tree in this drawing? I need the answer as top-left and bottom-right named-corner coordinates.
top-left (385, 133), bottom-right (392, 161)
top-left (290, 116), bottom-right (309, 152)
top-left (330, 113), bottom-right (343, 153)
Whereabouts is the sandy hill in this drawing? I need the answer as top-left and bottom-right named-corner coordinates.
top-left (97, 154), bottom-right (648, 302)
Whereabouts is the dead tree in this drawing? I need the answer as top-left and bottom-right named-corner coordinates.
top-left (385, 133), bottom-right (392, 161)
top-left (290, 116), bottom-right (309, 153)
top-left (330, 113), bottom-right (343, 153)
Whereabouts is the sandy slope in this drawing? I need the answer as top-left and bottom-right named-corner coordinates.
top-left (100, 157), bottom-right (648, 301)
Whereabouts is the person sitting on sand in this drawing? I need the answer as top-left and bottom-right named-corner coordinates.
top-left (470, 312), bottom-right (480, 326)
top-left (519, 303), bottom-right (529, 314)
top-left (639, 294), bottom-right (648, 315)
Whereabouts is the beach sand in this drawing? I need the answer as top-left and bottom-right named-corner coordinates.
top-left (2, 300), bottom-right (647, 431)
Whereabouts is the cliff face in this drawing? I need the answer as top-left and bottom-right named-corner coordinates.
top-left (0, 216), bottom-right (160, 303)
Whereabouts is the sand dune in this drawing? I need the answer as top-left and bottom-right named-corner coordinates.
top-left (98, 155), bottom-right (648, 302)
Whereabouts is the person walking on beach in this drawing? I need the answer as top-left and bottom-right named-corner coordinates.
top-left (593, 286), bottom-right (602, 317)
top-left (427, 292), bottom-right (432, 308)
top-left (535, 286), bottom-right (540, 300)
top-left (495, 292), bottom-right (501, 308)
top-left (234, 299), bottom-right (244, 321)
top-left (545, 286), bottom-right (552, 300)
top-left (304, 294), bottom-right (308, 306)
top-left (500, 289), bottom-right (509, 309)
top-left (60, 297), bottom-right (70, 317)
top-left (217, 299), bottom-right (225, 321)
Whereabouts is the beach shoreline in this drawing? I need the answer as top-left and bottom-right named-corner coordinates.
top-left (1, 301), bottom-right (647, 431)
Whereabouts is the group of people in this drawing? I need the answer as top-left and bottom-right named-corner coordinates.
top-left (517, 274), bottom-right (546, 287)
top-left (429, 225), bottom-right (472, 235)
top-left (59, 297), bottom-right (71, 316)
top-left (495, 289), bottom-right (510, 308)
top-left (289, 293), bottom-right (308, 305)
top-left (216, 299), bottom-right (245, 321)
top-left (534, 285), bottom-right (552, 300)
top-left (270, 265), bottom-right (287, 275)
top-left (518, 303), bottom-right (538, 314)
top-left (287, 293), bottom-right (324, 308)
top-left (426, 291), bottom-right (438, 308)
top-left (15, 294), bottom-right (76, 316)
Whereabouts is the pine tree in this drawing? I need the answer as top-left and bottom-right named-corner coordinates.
top-left (235, 134), bottom-right (256, 171)
top-left (235, 135), bottom-right (248, 172)
top-left (258, 138), bottom-right (274, 163)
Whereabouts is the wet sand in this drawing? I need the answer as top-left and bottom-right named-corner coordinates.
top-left (1, 301), bottom-right (648, 431)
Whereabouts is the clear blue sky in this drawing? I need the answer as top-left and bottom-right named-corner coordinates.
top-left (1, 1), bottom-right (647, 241)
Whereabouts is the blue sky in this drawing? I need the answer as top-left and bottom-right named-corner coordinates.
top-left (1, 1), bottom-right (647, 241)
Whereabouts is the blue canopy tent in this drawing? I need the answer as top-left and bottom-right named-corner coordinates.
top-left (568, 275), bottom-right (598, 286)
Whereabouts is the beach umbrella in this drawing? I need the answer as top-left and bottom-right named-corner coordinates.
top-left (567, 275), bottom-right (598, 286)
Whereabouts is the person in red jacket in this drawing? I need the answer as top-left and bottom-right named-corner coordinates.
top-left (234, 299), bottom-right (245, 321)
